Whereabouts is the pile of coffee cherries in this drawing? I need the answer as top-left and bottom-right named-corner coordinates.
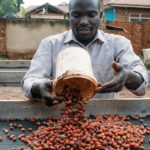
top-left (1, 87), bottom-right (150, 150)
top-left (16, 87), bottom-right (150, 150)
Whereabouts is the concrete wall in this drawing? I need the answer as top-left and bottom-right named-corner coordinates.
top-left (1, 18), bottom-right (150, 59)
top-left (30, 14), bottom-right (64, 19)
top-left (5, 19), bottom-right (70, 59)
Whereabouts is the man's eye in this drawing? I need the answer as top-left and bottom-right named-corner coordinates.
top-left (72, 14), bottom-right (80, 18)
top-left (71, 12), bottom-right (81, 18)
top-left (88, 12), bottom-right (97, 17)
top-left (89, 14), bottom-right (96, 17)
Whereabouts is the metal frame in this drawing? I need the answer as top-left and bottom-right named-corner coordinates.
top-left (0, 99), bottom-right (150, 119)
top-left (129, 13), bottom-right (150, 22)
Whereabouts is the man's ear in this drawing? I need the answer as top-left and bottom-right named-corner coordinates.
top-left (68, 12), bottom-right (71, 25)
top-left (67, 12), bottom-right (69, 19)
top-left (100, 11), bottom-right (103, 19)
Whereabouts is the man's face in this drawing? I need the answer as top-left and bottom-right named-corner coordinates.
top-left (69, 0), bottom-right (101, 45)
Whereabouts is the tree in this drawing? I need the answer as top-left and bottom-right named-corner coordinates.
top-left (20, 6), bottom-right (26, 18)
top-left (0, 0), bottom-right (17, 17)
top-left (17, 0), bottom-right (24, 12)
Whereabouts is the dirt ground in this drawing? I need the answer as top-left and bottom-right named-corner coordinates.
top-left (0, 87), bottom-right (149, 100)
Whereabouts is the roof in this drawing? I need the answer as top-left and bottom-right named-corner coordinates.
top-left (104, 0), bottom-right (150, 8)
top-left (25, 5), bottom-right (39, 13)
top-left (56, 6), bottom-right (69, 13)
top-left (26, 3), bottom-right (66, 16)
top-left (16, 5), bottom-right (38, 17)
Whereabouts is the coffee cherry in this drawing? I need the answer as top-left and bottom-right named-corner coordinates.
top-left (53, 100), bottom-right (59, 105)
top-left (21, 128), bottom-right (26, 132)
top-left (0, 137), bottom-right (3, 142)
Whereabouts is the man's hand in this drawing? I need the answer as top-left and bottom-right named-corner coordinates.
top-left (95, 61), bottom-right (144, 94)
top-left (95, 62), bottom-right (129, 93)
top-left (31, 80), bottom-right (65, 106)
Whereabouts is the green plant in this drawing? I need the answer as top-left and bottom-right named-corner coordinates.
top-left (20, 6), bottom-right (25, 18)
top-left (139, 55), bottom-right (144, 60)
top-left (0, 56), bottom-right (9, 60)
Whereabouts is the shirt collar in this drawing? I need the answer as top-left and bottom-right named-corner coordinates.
top-left (64, 29), bottom-right (106, 45)
top-left (64, 30), bottom-right (77, 44)
top-left (96, 29), bottom-right (106, 43)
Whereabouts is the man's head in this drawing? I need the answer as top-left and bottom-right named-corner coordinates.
top-left (69, 0), bottom-right (102, 45)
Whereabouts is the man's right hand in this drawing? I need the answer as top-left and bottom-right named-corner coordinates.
top-left (31, 80), bottom-right (65, 106)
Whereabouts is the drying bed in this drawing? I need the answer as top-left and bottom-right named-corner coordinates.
top-left (0, 98), bottom-right (150, 149)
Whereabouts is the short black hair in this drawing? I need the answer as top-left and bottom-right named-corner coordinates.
top-left (69, 0), bottom-right (101, 12)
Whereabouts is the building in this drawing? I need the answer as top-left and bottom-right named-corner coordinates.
top-left (25, 3), bottom-right (66, 19)
top-left (56, 2), bottom-right (69, 13)
top-left (56, 6), bottom-right (69, 13)
top-left (104, 0), bottom-right (150, 22)
top-left (16, 5), bottom-right (38, 17)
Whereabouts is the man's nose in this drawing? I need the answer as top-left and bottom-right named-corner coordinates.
top-left (79, 16), bottom-right (89, 25)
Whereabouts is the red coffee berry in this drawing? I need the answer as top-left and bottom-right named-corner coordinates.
top-left (53, 100), bottom-right (59, 105)
top-left (0, 137), bottom-right (3, 142)
top-left (21, 128), bottom-right (26, 132)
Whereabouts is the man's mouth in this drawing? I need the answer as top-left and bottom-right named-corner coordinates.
top-left (77, 27), bottom-right (91, 34)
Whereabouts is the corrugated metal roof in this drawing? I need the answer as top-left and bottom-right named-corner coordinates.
top-left (104, 0), bottom-right (150, 8)
top-left (25, 5), bottom-right (39, 13)
top-left (16, 5), bottom-right (38, 17)
top-left (26, 3), bottom-right (66, 15)
top-left (56, 6), bottom-right (69, 13)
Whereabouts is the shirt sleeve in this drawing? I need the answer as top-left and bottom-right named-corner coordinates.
top-left (21, 38), bottom-right (53, 99)
top-left (114, 36), bottom-right (148, 96)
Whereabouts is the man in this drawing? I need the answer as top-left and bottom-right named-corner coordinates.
top-left (22, 0), bottom-right (148, 106)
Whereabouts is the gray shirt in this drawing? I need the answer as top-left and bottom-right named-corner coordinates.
top-left (22, 29), bottom-right (148, 99)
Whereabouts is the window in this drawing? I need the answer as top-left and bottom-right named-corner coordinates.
top-left (129, 13), bottom-right (150, 22)
top-left (130, 17), bottom-right (150, 22)
top-left (105, 8), bottom-right (116, 21)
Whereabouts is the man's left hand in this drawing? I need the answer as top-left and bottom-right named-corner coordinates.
top-left (95, 62), bottom-right (128, 93)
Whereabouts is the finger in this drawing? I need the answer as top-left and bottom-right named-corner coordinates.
top-left (45, 82), bottom-right (52, 92)
top-left (102, 73), bottom-right (124, 89)
top-left (43, 93), bottom-right (54, 106)
top-left (45, 96), bottom-right (64, 106)
top-left (112, 62), bottom-right (123, 72)
top-left (94, 82), bottom-right (102, 92)
top-left (44, 93), bottom-right (65, 102)
top-left (94, 87), bottom-right (103, 93)
top-left (98, 82), bottom-right (102, 87)
top-left (46, 82), bottom-right (52, 88)
top-left (51, 96), bottom-right (65, 103)
top-left (96, 82), bottom-right (123, 93)
top-left (45, 100), bottom-right (53, 106)
top-left (43, 93), bottom-right (53, 100)
top-left (44, 94), bottom-right (59, 107)
top-left (103, 82), bottom-right (123, 92)
top-left (44, 96), bottom-right (53, 106)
